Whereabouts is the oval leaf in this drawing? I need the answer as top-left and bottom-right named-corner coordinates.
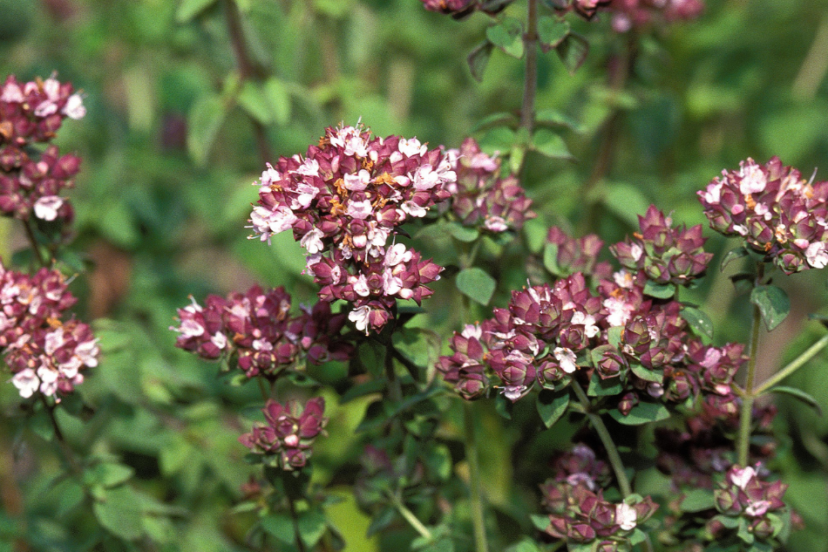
top-left (486, 18), bottom-right (524, 59)
top-left (176, 0), bottom-right (217, 23)
top-left (555, 32), bottom-right (589, 75)
top-left (768, 385), bottom-right (822, 416)
top-left (531, 129), bottom-right (573, 160)
top-left (536, 389), bottom-right (569, 428)
top-left (467, 41), bottom-right (494, 83)
top-left (608, 401), bottom-right (670, 425)
top-left (538, 16), bottom-right (570, 51)
top-left (750, 285), bottom-right (790, 331)
top-left (721, 246), bottom-right (749, 271)
top-left (682, 306), bottom-right (714, 340)
top-left (93, 487), bottom-right (144, 541)
top-left (644, 280), bottom-right (675, 299)
top-left (680, 489), bottom-right (716, 512)
top-left (187, 94), bottom-right (226, 166)
top-left (456, 267), bottom-right (496, 306)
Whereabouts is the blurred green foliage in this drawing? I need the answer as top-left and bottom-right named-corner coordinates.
top-left (2, 0), bottom-right (828, 550)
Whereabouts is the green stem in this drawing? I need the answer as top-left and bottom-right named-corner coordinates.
top-left (39, 395), bottom-right (81, 474)
top-left (257, 377), bottom-right (270, 403)
top-left (285, 490), bottom-right (307, 552)
top-left (23, 219), bottom-right (47, 268)
top-left (520, 0), bottom-right (539, 137)
top-left (754, 331), bottom-right (828, 396)
top-left (737, 264), bottom-right (765, 467)
top-left (385, 343), bottom-right (403, 404)
top-left (571, 380), bottom-right (632, 497)
top-left (390, 493), bottom-right (433, 541)
top-left (463, 401), bottom-right (489, 552)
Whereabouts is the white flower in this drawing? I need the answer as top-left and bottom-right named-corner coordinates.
top-left (554, 347), bottom-right (578, 373)
top-left (615, 503), bottom-right (637, 531)
top-left (33, 195), bottom-right (64, 221)
top-left (398, 138), bottom-right (424, 157)
top-left (603, 296), bottom-right (635, 327)
top-left (730, 466), bottom-right (755, 490)
top-left (353, 274), bottom-right (370, 297)
top-left (702, 180), bottom-right (723, 204)
top-left (12, 368), bottom-right (39, 399)
top-left (290, 182), bottom-right (318, 209)
top-left (461, 324), bottom-right (482, 340)
top-left (346, 199), bottom-right (373, 220)
top-left (630, 243), bottom-right (644, 262)
top-left (570, 311), bottom-right (599, 338)
top-left (1, 81), bottom-right (23, 103)
top-left (385, 243), bottom-right (410, 267)
top-left (63, 94), bottom-right (86, 119)
top-left (502, 385), bottom-right (527, 401)
top-left (412, 165), bottom-right (440, 190)
top-left (45, 328), bottom-right (65, 355)
top-left (483, 216), bottom-right (508, 233)
top-left (37, 366), bottom-right (59, 396)
top-left (179, 318), bottom-right (205, 337)
top-left (382, 270), bottom-right (403, 296)
top-left (344, 169), bottom-right (371, 191)
top-left (349, 305), bottom-right (372, 333)
top-left (210, 332), bottom-right (227, 351)
top-left (806, 242), bottom-right (828, 269)
top-left (401, 201), bottom-right (426, 218)
top-left (295, 158), bottom-right (319, 176)
top-left (739, 160), bottom-right (767, 195)
top-left (300, 227), bottom-right (325, 254)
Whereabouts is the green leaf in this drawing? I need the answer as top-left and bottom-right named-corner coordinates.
top-left (84, 462), bottom-right (135, 489)
top-left (467, 41), bottom-right (494, 82)
top-left (472, 112), bottom-right (518, 132)
top-left (768, 385), bottom-right (823, 415)
top-left (531, 129), bottom-right (573, 160)
top-left (601, 183), bottom-right (650, 228)
top-left (187, 94), bottom-right (226, 166)
top-left (446, 221), bottom-right (480, 243)
top-left (534, 108), bottom-right (585, 132)
top-left (631, 363), bottom-right (663, 384)
top-left (261, 513), bottom-right (296, 545)
top-left (298, 510), bottom-right (327, 548)
top-left (721, 246), bottom-right (749, 271)
top-left (529, 514), bottom-right (551, 532)
top-left (263, 77), bottom-right (291, 125)
top-left (506, 538), bottom-right (542, 552)
top-left (538, 16), bottom-right (570, 50)
top-left (606, 326), bottom-right (623, 349)
top-left (750, 285), bottom-right (790, 331)
top-left (587, 369), bottom-right (623, 396)
top-left (682, 306), bottom-right (714, 340)
top-left (555, 32), bottom-right (589, 75)
top-left (486, 18), bottom-right (524, 59)
top-left (680, 489), bottom-right (716, 512)
top-left (644, 280), bottom-right (675, 299)
top-left (456, 267), bottom-right (497, 306)
top-left (543, 242), bottom-right (564, 276)
top-left (536, 389), bottom-right (570, 428)
top-left (237, 81), bottom-right (272, 125)
top-left (609, 401), bottom-right (670, 426)
top-left (93, 486), bottom-right (144, 541)
top-left (28, 407), bottom-right (55, 442)
top-left (175, 0), bottom-right (217, 23)
top-left (495, 393), bottom-right (513, 419)
top-left (737, 517), bottom-right (754, 544)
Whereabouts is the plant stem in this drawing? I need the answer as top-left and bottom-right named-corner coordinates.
top-left (39, 395), bottom-right (81, 474)
top-left (222, 0), bottom-right (273, 164)
top-left (463, 401), bottom-right (489, 552)
top-left (390, 493), bottom-right (433, 541)
top-left (285, 489), bottom-right (307, 552)
top-left (737, 263), bottom-right (765, 467)
top-left (23, 219), bottom-right (47, 268)
top-left (571, 380), bottom-right (632, 497)
top-left (754, 331), bottom-right (828, 396)
top-left (520, 0), bottom-right (539, 137)
top-left (257, 377), bottom-right (270, 403)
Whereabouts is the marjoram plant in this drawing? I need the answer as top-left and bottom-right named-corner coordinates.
top-left (3, 1), bottom-right (825, 551)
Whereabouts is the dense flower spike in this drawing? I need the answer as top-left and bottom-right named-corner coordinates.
top-left (171, 284), bottom-right (353, 378)
top-left (0, 75), bottom-right (84, 225)
top-left (249, 123), bottom-right (454, 334)
top-left (712, 465), bottom-right (788, 540)
top-left (443, 138), bottom-right (535, 233)
top-left (238, 398), bottom-right (326, 470)
top-left (540, 444), bottom-right (658, 549)
top-left (610, 205), bottom-right (712, 287)
top-left (699, 157), bottom-right (828, 274)
top-left (1, 261), bottom-right (98, 399)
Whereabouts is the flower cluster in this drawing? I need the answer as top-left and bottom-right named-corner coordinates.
top-left (545, 226), bottom-right (612, 279)
top-left (443, 138), bottom-right (535, 233)
top-left (438, 211), bottom-right (744, 417)
top-left (539, 444), bottom-right (658, 549)
top-left (239, 398), bottom-right (326, 470)
top-left (655, 396), bottom-right (777, 490)
top-left (606, 0), bottom-right (705, 33)
top-left (0, 75), bottom-right (85, 225)
top-left (1, 261), bottom-right (99, 399)
top-left (171, 284), bottom-right (353, 378)
top-left (610, 205), bottom-right (712, 287)
top-left (699, 156), bottom-right (828, 274)
top-left (249, 123), bottom-right (453, 334)
top-left (711, 465), bottom-right (788, 540)
top-left (419, 0), bottom-right (512, 19)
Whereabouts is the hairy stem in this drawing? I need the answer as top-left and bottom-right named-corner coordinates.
top-left (737, 263), bottom-right (765, 467)
top-left (520, 0), bottom-right (539, 137)
top-left (571, 380), bottom-right (632, 497)
top-left (463, 401), bottom-right (489, 552)
top-left (754, 331), bottom-right (828, 396)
